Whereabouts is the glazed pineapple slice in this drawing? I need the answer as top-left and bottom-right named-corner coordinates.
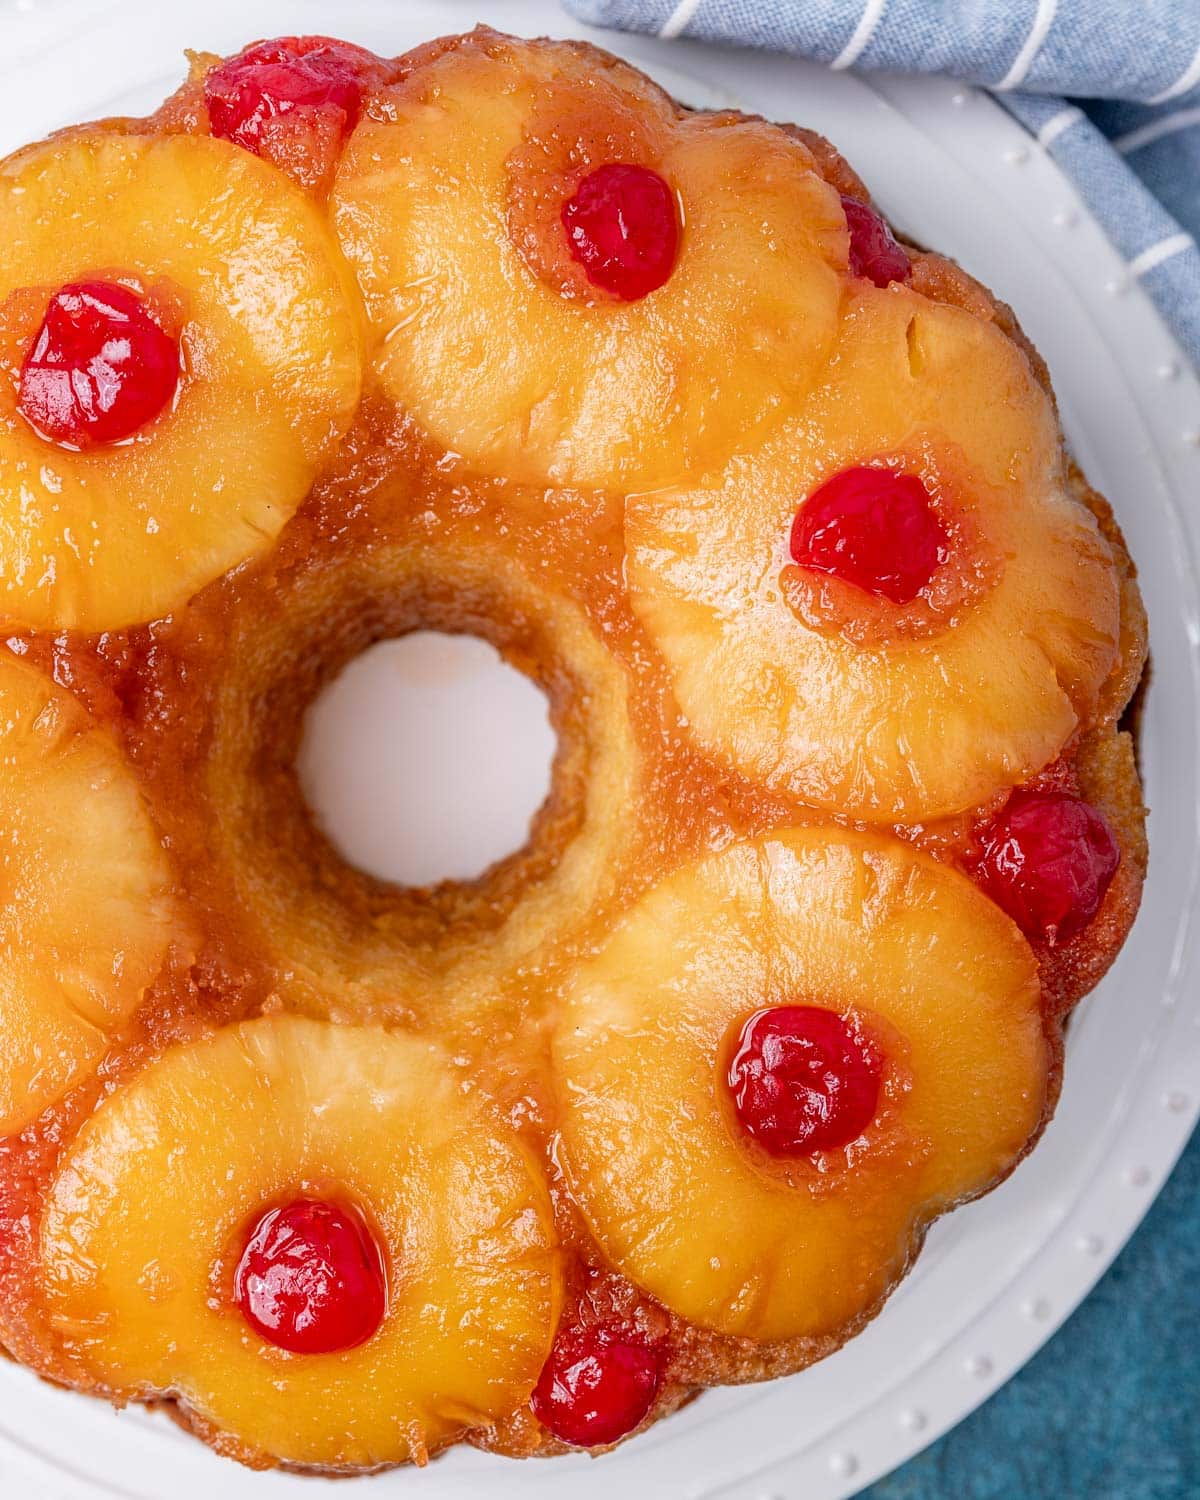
top-left (330, 30), bottom-right (846, 490)
top-left (626, 286), bottom-right (1122, 823)
top-left (0, 130), bottom-right (362, 631)
top-left (0, 655), bottom-right (174, 1134)
top-left (552, 827), bottom-right (1049, 1343)
top-left (40, 1016), bottom-right (561, 1471)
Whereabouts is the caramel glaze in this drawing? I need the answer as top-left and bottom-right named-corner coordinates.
top-left (0, 28), bottom-right (1147, 1466)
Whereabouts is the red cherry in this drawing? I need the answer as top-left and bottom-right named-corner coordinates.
top-left (17, 281), bottom-right (179, 449)
top-left (841, 195), bottom-right (911, 287)
top-left (531, 1326), bottom-right (662, 1447)
top-left (233, 1197), bottom-right (386, 1355)
top-left (561, 163), bottom-right (679, 302)
top-left (790, 466), bottom-right (949, 605)
top-left (726, 1005), bottom-right (882, 1157)
top-left (205, 36), bottom-right (382, 154)
top-left (978, 790), bottom-right (1121, 946)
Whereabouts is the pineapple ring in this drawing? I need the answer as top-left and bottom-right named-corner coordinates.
top-left (329, 31), bottom-right (847, 490)
top-left (552, 827), bottom-right (1049, 1343)
top-left (626, 286), bottom-right (1123, 823)
top-left (0, 655), bottom-right (176, 1133)
top-left (0, 130), bottom-right (363, 632)
top-left (40, 1016), bottom-right (562, 1470)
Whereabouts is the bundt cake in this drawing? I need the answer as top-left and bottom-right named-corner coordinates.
top-left (0, 25), bottom-right (1147, 1473)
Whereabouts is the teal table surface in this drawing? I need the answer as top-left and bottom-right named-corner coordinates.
top-left (861, 1127), bottom-right (1200, 1499)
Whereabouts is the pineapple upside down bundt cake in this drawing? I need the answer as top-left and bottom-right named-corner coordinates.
top-left (0, 25), bottom-right (1147, 1473)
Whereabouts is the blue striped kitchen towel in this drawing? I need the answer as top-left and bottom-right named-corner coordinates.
top-left (561, 0), bottom-right (1200, 368)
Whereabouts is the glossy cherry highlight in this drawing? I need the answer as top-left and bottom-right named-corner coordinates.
top-left (726, 1005), bottom-right (882, 1157)
top-left (790, 466), bottom-right (949, 605)
top-left (531, 1326), bottom-right (662, 1447)
top-left (561, 163), bottom-right (679, 302)
top-left (978, 789), bottom-right (1121, 946)
top-left (841, 195), bottom-right (911, 287)
top-left (233, 1197), bottom-right (386, 1355)
top-left (205, 35), bottom-right (382, 155)
top-left (18, 280), bottom-right (179, 449)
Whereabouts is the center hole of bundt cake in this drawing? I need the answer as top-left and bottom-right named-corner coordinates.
top-left (296, 632), bottom-right (557, 886)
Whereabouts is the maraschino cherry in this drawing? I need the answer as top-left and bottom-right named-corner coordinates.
top-left (531, 1325), bottom-right (662, 1447)
top-left (562, 163), bottom-right (679, 301)
top-left (18, 280), bottom-right (179, 449)
top-left (790, 466), bottom-right (948, 605)
top-left (205, 36), bottom-right (382, 155)
top-left (726, 1005), bottom-right (882, 1157)
top-left (978, 789), bottom-right (1121, 946)
top-left (841, 195), bottom-right (911, 287)
top-left (233, 1197), bottom-right (386, 1355)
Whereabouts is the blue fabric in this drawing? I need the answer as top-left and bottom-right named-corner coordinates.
top-left (562, 0), bottom-right (1200, 367)
top-left (863, 1129), bottom-right (1200, 1499)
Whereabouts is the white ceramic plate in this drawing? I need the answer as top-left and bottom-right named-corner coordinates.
top-left (1, 2), bottom-right (1198, 1497)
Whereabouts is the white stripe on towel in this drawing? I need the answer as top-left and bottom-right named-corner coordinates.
top-left (1148, 38), bottom-right (1200, 105)
top-left (1037, 105), bottom-right (1084, 148)
top-left (659, 0), bottom-right (704, 39)
top-left (1127, 232), bottom-right (1196, 279)
top-left (997, 0), bottom-right (1059, 91)
top-left (831, 0), bottom-right (889, 71)
top-left (1114, 105), bottom-right (1200, 154)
